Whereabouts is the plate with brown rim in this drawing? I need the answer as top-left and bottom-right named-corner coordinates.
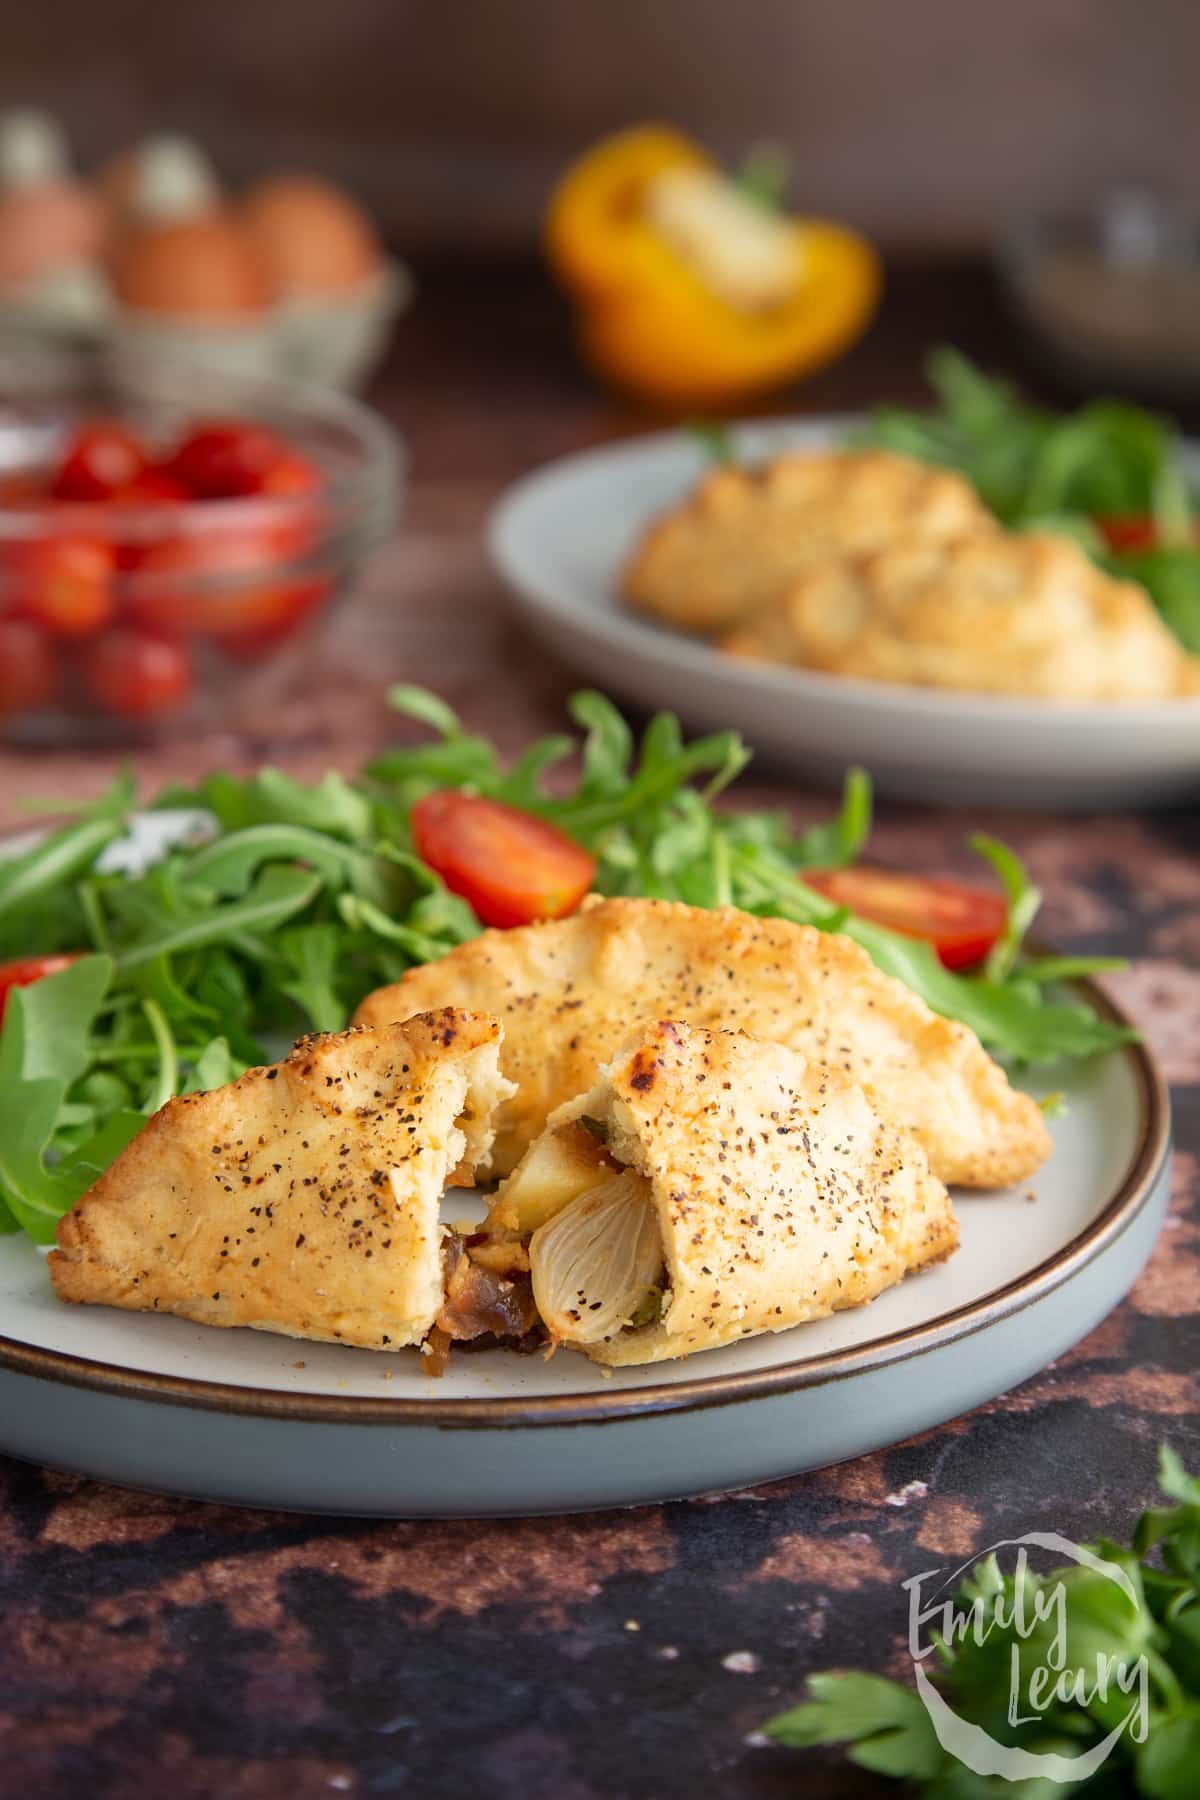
top-left (0, 967), bottom-right (1169, 1516)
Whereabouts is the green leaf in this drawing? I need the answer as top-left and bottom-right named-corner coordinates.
top-left (765, 1672), bottom-right (942, 1780)
top-left (276, 923), bottom-right (346, 1034)
top-left (734, 140), bottom-right (792, 212)
top-left (182, 1037), bottom-right (245, 1095)
top-left (183, 823), bottom-right (364, 897)
top-left (793, 767), bottom-right (873, 868)
top-left (1160, 1445), bottom-right (1200, 1509)
top-left (113, 867), bottom-right (321, 972)
top-left (569, 690), bottom-right (634, 799)
top-left (971, 833), bottom-right (1043, 982)
top-left (139, 998), bottom-right (177, 1115)
top-left (0, 816), bottom-right (121, 923)
top-left (1, 954), bottom-right (113, 1089)
top-left (387, 685), bottom-right (464, 737)
top-left (1136, 1707), bottom-right (1200, 1799)
top-left (0, 955), bottom-right (115, 1240)
top-left (686, 418), bottom-right (737, 464)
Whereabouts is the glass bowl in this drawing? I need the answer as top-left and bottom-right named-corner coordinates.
top-left (0, 343), bottom-right (401, 745)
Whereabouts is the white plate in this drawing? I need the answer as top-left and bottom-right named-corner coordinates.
top-left (489, 420), bottom-right (1200, 809)
top-left (0, 982), bottom-right (1168, 1515)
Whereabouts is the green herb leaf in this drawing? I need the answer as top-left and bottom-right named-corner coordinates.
top-left (686, 419), bottom-right (737, 465)
top-left (765, 1672), bottom-right (942, 1779)
top-left (734, 141), bottom-right (792, 213)
top-left (971, 833), bottom-right (1043, 982)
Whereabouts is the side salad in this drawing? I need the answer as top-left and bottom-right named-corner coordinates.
top-left (0, 687), bottom-right (1130, 1244)
top-left (866, 347), bottom-right (1200, 652)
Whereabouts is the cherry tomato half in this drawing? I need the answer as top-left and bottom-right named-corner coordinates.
top-left (0, 954), bottom-right (80, 1019)
top-left (412, 792), bottom-right (597, 929)
top-left (168, 421), bottom-right (288, 498)
top-left (126, 529), bottom-right (324, 650)
top-left (257, 453), bottom-right (323, 498)
top-left (0, 618), bottom-right (59, 714)
top-left (82, 629), bottom-right (193, 719)
top-left (803, 866), bottom-right (1007, 971)
top-left (7, 536), bottom-right (114, 638)
top-left (52, 421), bottom-right (148, 501)
top-left (1092, 514), bottom-right (1200, 555)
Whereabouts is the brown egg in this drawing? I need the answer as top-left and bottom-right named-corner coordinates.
top-left (112, 212), bottom-right (273, 317)
top-left (242, 173), bottom-right (381, 300)
top-left (0, 180), bottom-right (107, 289)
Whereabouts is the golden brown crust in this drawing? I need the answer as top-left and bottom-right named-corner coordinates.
top-left (354, 898), bottom-right (1050, 1189)
top-left (553, 1019), bottom-right (958, 1366)
top-left (50, 1009), bottom-right (513, 1351)
top-left (723, 530), bottom-right (1200, 700)
top-left (622, 449), bottom-right (993, 634)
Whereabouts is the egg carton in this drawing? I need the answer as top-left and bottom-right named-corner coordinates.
top-left (0, 257), bottom-right (412, 392)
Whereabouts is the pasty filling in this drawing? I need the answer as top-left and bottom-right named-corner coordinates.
top-left (425, 1120), bottom-right (666, 1373)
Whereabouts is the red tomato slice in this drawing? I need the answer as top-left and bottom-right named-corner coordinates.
top-left (804, 866), bottom-right (1007, 970)
top-left (0, 954), bottom-right (80, 1018)
top-left (0, 618), bottom-right (59, 713)
top-left (1092, 514), bottom-right (1200, 554)
top-left (412, 792), bottom-right (597, 929)
top-left (52, 421), bottom-right (148, 501)
top-left (168, 421), bottom-right (289, 498)
top-left (82, 629), bottom-right (192, 719)
top-left (6, 536), bottom-right (114, 638)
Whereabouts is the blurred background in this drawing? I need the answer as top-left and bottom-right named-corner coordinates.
top-left (2, 0), bottom-right (1199, 757)
top-left (2, 0), bottom-right (1196, 256)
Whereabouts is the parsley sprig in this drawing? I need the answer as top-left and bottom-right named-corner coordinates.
top-left (764, 1446), bottom-right (1200, 1795)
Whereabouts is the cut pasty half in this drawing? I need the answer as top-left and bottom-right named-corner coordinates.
top-left (622, 449), bottom-right (994, 635)
top-left (354, 896), bottom-right (1050, 1189)
top-left (484, 1019), bottom-right (958, 1366)
top-left (50, 1009), bottom-right (514, 1351)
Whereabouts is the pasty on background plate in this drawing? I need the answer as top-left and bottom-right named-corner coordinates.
top-left (355, 897), bottom-right (1050, 1189)
top-left (622, 449), bottom-right (993, 634)
top-left (487, 1018), bottom-right (958, 1366)
top-left (723, 530), bottom-right (1200, 701)
top-left (50, 1009), bottom-right (513, 1351)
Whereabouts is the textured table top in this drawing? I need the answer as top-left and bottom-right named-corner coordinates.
top-left (1, 260), bottom-right (1197, 1799)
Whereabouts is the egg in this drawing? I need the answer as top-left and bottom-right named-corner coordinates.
top-left (242, 173), bottom-right (382, 300)
top-left (112, 213), bottom-right (273, 318)
top-left (98, 134), bottom-right (220, 229)
top-left (0, 183), bottom-right (107, 289)
top-left (0, 108), bottom-right (107, 292)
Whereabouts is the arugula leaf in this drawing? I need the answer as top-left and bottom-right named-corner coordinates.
top-left (0, 956), bottom-right (114, 1240)
top-left (971, 833), bottom-right (1043, 982)
top-left (113, 867), bottom-right (321, 971)
top-left (276, 923), bottom-right (345, 1034)
top-left (864, 347), bottom-right (1200, 655)
top-left (792, 767), bottom-right (873, 869)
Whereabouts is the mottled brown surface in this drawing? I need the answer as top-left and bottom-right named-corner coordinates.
top-left (0, 261), bottom-right (1198, 1798)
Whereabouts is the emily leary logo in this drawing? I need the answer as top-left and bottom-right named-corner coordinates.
top-left (904, 1532), bottom-right (1151, 1783)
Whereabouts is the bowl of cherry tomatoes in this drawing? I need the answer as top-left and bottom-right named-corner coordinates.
top-left (0, 346), bottom-right (399, 741)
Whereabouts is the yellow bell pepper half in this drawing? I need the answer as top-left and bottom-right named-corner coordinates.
top-left (544, 124), bottom-right (881, 411)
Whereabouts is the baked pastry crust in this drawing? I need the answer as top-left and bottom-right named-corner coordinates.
top-left (355, 897), bottom-right (1051, 1190)
top-left (723, 530), bottom-right (1200, 700)
top-left (49, 1009), bottom-right (513, 1351)
top-left (542, 1018), bottom-right (958, 1366)
top-left (622, 449), bottom-right (993, 634)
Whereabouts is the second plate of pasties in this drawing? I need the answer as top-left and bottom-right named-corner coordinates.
top-left (489, 420), bottom-right (1200, 810)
